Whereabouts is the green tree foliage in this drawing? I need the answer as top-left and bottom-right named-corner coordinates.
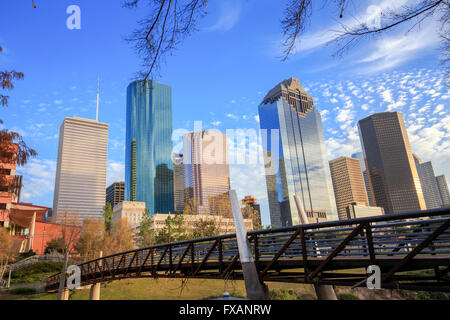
top-left (103, 203), bottom-right (114, 233)
top-left (191, 218), bottom-right (218, 239)
top-left (154, 213), bottom-right (187, 244)
top-left (135, 210), bottom-right (156, 248)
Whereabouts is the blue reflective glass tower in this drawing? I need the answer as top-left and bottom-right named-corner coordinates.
top-left (258, 77), bottom-right (337, 226)
top-left (125, 80), bottom-right (174, 214)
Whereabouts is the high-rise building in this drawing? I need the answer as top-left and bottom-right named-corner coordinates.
top-left (358, 112), bottom-right (426, 214)
top-left (436, 175), bottom-right (450, 206)
top-left (183, 130), bottom-right (231, 215)
top-left (125, 80), bottom-right (174, 215)
top-left (413, 154), bottom-right (442, 209)
top-left (258, 77), bottom-right (337, 226)
top-left (329, 156), bottom-right (370, 220)
top-left (242, 195), bottom-right (262, 228)
top-left (173, 153), bottom-right (185, 212)
top-left (351, 152), bottom-right (375, 206)
top-left (53, 117), bottom-right (108, 221)
top-left (106, 181), bottom-right (125, 208)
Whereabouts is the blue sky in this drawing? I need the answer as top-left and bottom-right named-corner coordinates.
top-left (1, 0), bottom-right (448, 226)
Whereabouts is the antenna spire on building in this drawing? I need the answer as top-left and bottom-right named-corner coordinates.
top-left (96, 74), bottom-right (100, 121)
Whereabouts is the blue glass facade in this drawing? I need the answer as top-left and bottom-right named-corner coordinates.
top-left (258, 78), bottom-right (337, 226)
top-left (125, 80), bottom-right (174, 214)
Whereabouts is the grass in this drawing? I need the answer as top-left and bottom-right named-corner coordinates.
top-left (10, 262), bottom-right (63, 284)
top-left (0, 278), bottom-right (317, 300)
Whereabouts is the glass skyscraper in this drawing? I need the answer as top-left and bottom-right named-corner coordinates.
top-left (258, 77), bottom-right (337, 226)
top-left (125, 80), bottom-right (174, 214)
top-left (358, 112), bottom-right (426, 214)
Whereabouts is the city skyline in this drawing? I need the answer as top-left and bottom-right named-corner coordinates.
top-left (1, 1), bottom-right (448, 227)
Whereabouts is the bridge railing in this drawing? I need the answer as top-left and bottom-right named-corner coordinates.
top-left (44, 207), bottom-right (450, 290)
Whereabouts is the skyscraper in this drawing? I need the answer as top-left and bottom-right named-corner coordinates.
top-left (183, 130), bottom-right (231, 215)
top-left (436, 175), bottom-right (450, 206)
top-left (173, 153), bottom-right (185, 212)
top-left (358, 112), bottom-right (426, 214)
top-left (258, 77), bottom-right (337, 226)
top-left (329, 156), bottom-right (369, 220)
top-left (125, 80), bottom-right (174, 214)
top-left (413, 154), bottom-right (442, 209)
top-left (53, 117), bottom-right (108, 221)
top-left (106, 181), bottom-right (125, 208)
top-left (351, 152), bottom-right (375, 206)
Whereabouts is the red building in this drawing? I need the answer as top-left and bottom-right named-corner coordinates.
top-left (0, 143), bottom-right (19, 227)
top-left (9, 203), bottom-right (81, 254)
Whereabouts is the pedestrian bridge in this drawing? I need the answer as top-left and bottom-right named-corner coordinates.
top-left (44, 207), bottom-right (450, 293)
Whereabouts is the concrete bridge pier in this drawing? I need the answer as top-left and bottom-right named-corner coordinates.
top-left (89, 251), bottom-right (103, 301)
top-left (230, 190), bottom-right (270, 300)
top-left (61, 288), bottom-right (70, 300)
top-left (89, 283), bottom-right (101, 300)
top-left (314, 284), bottom-right (338, 300)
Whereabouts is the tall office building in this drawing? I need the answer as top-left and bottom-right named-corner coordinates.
top-left (106, 181), bottom-right (125, 208)
top-left (53, 117), bottom-right (108, 221)
top-left (183, 130), bottom-right (231, 215)
top-left (413, 155), bottom-right (442, 209)
top-left (329, 156), bottom-right (369, 220)
top-left (436, 175), bottom-right (450, 206)
top-left (358, 112), bottom-right (426, 214)
top-left (125, 80), bottom-right (174, 214)
top-left (258, 77), bottom-right (337, 226)
top-left (173, 153), bottom-right (185, 212)
top-left (351, 152), bottom-right (375, 206)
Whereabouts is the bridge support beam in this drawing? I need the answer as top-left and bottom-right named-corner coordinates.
top-left (230, 190), bottom-right (270, 300)
top-left (61, 288), bottom-right (70, 300)
top-left (89, 283), bottom-right (101, 300)
top-left (314, 284), bottom-right (338, 300)
top-left (89, 251), bottom-right (103, 300)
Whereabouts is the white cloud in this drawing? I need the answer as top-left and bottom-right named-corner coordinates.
top-left (207, 0), bottom-right (242, 31)
top-left (16, 159), bottom-right (56, 206)
top-left (106, 161), bottom-right (124, 186)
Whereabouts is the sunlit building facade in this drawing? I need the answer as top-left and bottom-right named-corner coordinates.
top-left (258, 77), bottom-right (337, 227)
top-left (413, 154), bottom-right (442, 209)
top-left (358, 112), bottom-right (426, 214)
top-left (53, 117), bottom-right (108, 221)
top-left (329, 156), bottom-right (369, 220)
top-left (125, 80), bottom-right (174, 214)
top-left (436, 175), bottom-right (450, 206)
top-left (183, 130), bottom-right (231, 215)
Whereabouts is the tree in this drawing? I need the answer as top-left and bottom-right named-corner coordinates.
top-left (124, 1), bottom-right (450, 78)
top-left (75, 219), bottom-right (105, 261)
top-left (103, 203), bottom-right (114, 233)
top-left (0, 227), bottom-right (15, 280)
top-left (190, 218), bottom-right (218, 239)
top-left (0, 46), bottom-right (36, 187)
top-left (51, 210), bottom-right (82, 255)
top-left (135, 209), bottom-right (157, 247)
top-left (103, 218), bottom-right (134, 255)
top-left (154, 213), bottom-right (187, 244)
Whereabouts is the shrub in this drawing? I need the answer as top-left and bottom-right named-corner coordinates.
top-left (338, 292), bottom-right (359, 300)
top-left (414, 291), bottom-right (450, 300)
top-left (9, 287), bottom-right (37, 295)
top-left (269, 289), bottom-right (298, 300)
top-left (11, 261), bottom-right (63, 284)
